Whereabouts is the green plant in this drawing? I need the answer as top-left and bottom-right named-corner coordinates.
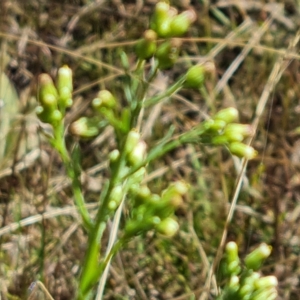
top-left (34, 1), bottom-right (270, 299)
top-left (218, 242), bottom-right (278, 300)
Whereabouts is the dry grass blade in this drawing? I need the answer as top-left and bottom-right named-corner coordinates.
top-left (214, 17), bottom-right (272, 94)
top-left (27, 281), bottom-right (54, 300)
top-left (0, 203), bottom-right (98, 237)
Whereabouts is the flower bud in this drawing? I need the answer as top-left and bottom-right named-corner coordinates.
top-left (244, 243), bottom-right (272, 271)
top-left (213, 107), bottom-right (239, 124)
top-left (92, 90), bottom-right (116, 110)
top-left (226, 242), bottom-right (239, 264)
top-left (156, 217), bottom-right (179, 237)
top-left (109, 149), bottom-right (120, 163)
top-left (57, 65), bottom-right (73, 109)
top-left (254, 276), bottom-right (278, 290)
top-left (238, 284), bottom-right (254, 299)
top-left (156, 39), bottom-right (182, 69)
top-left (160, 181), bottom-right (188, 208)
top-left (135, 30), bottom-right (157, 60)
top-left (124, 130), bottom-right (140, 156)
top-left (211, 135), bottom-right (229, 145)
top-left (229, 275), bottom-right (239, 288)
top-left (36, 106), bottom-right (62, 125)
top-left (228, 142), bottom-right (257, 159)
top-left (224, 242), bottom-right (241, 275)
top-left (149, 194), bottom-right (161, 205)
top-left (251, 288), bottom-right (278, 300)
top-left (184, 64), bottom-right (205, 89)
top-left (69, 117), bottom-right (99, 138)
top-left (108, 185), bottom-right (123, 210)
top-left (38, 74), bottom-right (58, 108)
top-left (172, 181), bottom-right (189, 195)
top-left (206, 119), bottom-right (227, 132)
top-left (223, 123), bottom-right (254, 142)
top-left (169, 9), bottom-right (196, 36)
top-left (150, 2), bottom-right (172, 37)
top-left (127, 140), bottom-right (147, 166)
top-left (134, 185), bottom-right (151, 205)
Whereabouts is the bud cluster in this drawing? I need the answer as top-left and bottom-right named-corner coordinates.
top-left (135, 1), bottom-right (196, 69)
top-left (69, 89), bottom-right (121, 138)
top-left (218, 242), bottom-right (278, 300)
top-left (150, 2), bottom-right (196, 38)
top-left (36, 66), bottom-right (73, 126)
top-left (203, 107), bottom-right (257, 159)
top-left (124, 180), bottom-right (189, 238)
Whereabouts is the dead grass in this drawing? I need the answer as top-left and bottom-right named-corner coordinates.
top-left (1, 0), bottom-right (300, 299)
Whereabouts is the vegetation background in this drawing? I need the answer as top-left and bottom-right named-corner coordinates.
top-left (0, 0), bottom-right (300, 299)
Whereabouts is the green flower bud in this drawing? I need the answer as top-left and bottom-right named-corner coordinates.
top-left (160, 181), bottom-right (188, 208)
top-left (149, 194), bottom-right (161, 205)
top-left (254, 276), bottom-right (278, 290)
top-left (57, 65), bottom-right (73, 109)
top-left (251, 288), bottom-right (278, 300)
top-left (124, 130), bottom-right (140, 156)
top-left (172, 181), bottom-right (189, 195)
top-left (223, 123), bottom-right (254, 142)
top-left (184, 64), bottom-right (205, 89)
top-left (150, 2), bottom-right (171, 37)
top-left (156, 39), bottom-right (182, 69)
top-left (38, 74), bottom-right (58, 108)
top-left (169, 9), bottom-right (196, 37)
top-left (127, 140), bottom-right (147, 166)
top-left (242, 271), bottom-right (260, 286)
top-left (211, 135), bottom-right (229, 145)
top-left (109, 149), bottom-right (120, 163)
top-left (228, 275), bottom-right (239, 288)
top-left (156, 217), bottom-right (179, 237)
top-left (225, 242), bottom-right (241, 275)
top-left (92, 90), bottom-right (116, 110)
top-left (227, 261), bottom-right (241, 275)
top-left (208, 120), bottom-right (227, 132)
top-left (213, 107), bottom-right (239, 124)
top-left (69, 117), bottom-right (99, 138)
top-left (134, 185), bottom-right (152, 205)
top-left (244, 243), bottom-right (272, 271)
top-left (238, 284), bottom-right (254, 299)
top-left (135, 30), bottom-right (157, 60)
top-left (108, 185), bottom-right (123, 210)
top-left (226, 242), bottom-right (239, 263)
top-left (36, 106), bottom-right (62, 125)
top-left (228, 142), bottom-right (257, 159)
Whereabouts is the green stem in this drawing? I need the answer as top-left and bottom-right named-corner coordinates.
top-left (77, 146), bottom-right (128, 298)
top-left (52, 122), bottom-right (93, 230)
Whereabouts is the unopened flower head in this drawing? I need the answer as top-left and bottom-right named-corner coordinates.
top-left (92, 90), bottom-right (116, 110)
top-left (156, 217), bottom-right (179, 237)
top-left (169, 9), bottom-right (196, 37)
top-left (214, 107), bottom-right (239, 124)
top-left (184, 64), bottom-right (205, 89)
top-left (57, 65), bottom-right (73, 108)
top-left (135, 30), bottom-right (157, 60)
top-left (69, 117), bottom-right (99, 138)
top-left (245, 243), bottom-right (272, 271)
top-left (228, 142), bottom-right (257, 159)
top-left (127, 140), bottom-right (147, 166)
top-left (156, 38), bottom-right (182, 69)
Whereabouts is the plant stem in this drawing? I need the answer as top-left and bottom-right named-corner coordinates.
top-left (77, 145), bottom-right (128, 298)
top-left (53, 122), bottom-right (93, 230)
